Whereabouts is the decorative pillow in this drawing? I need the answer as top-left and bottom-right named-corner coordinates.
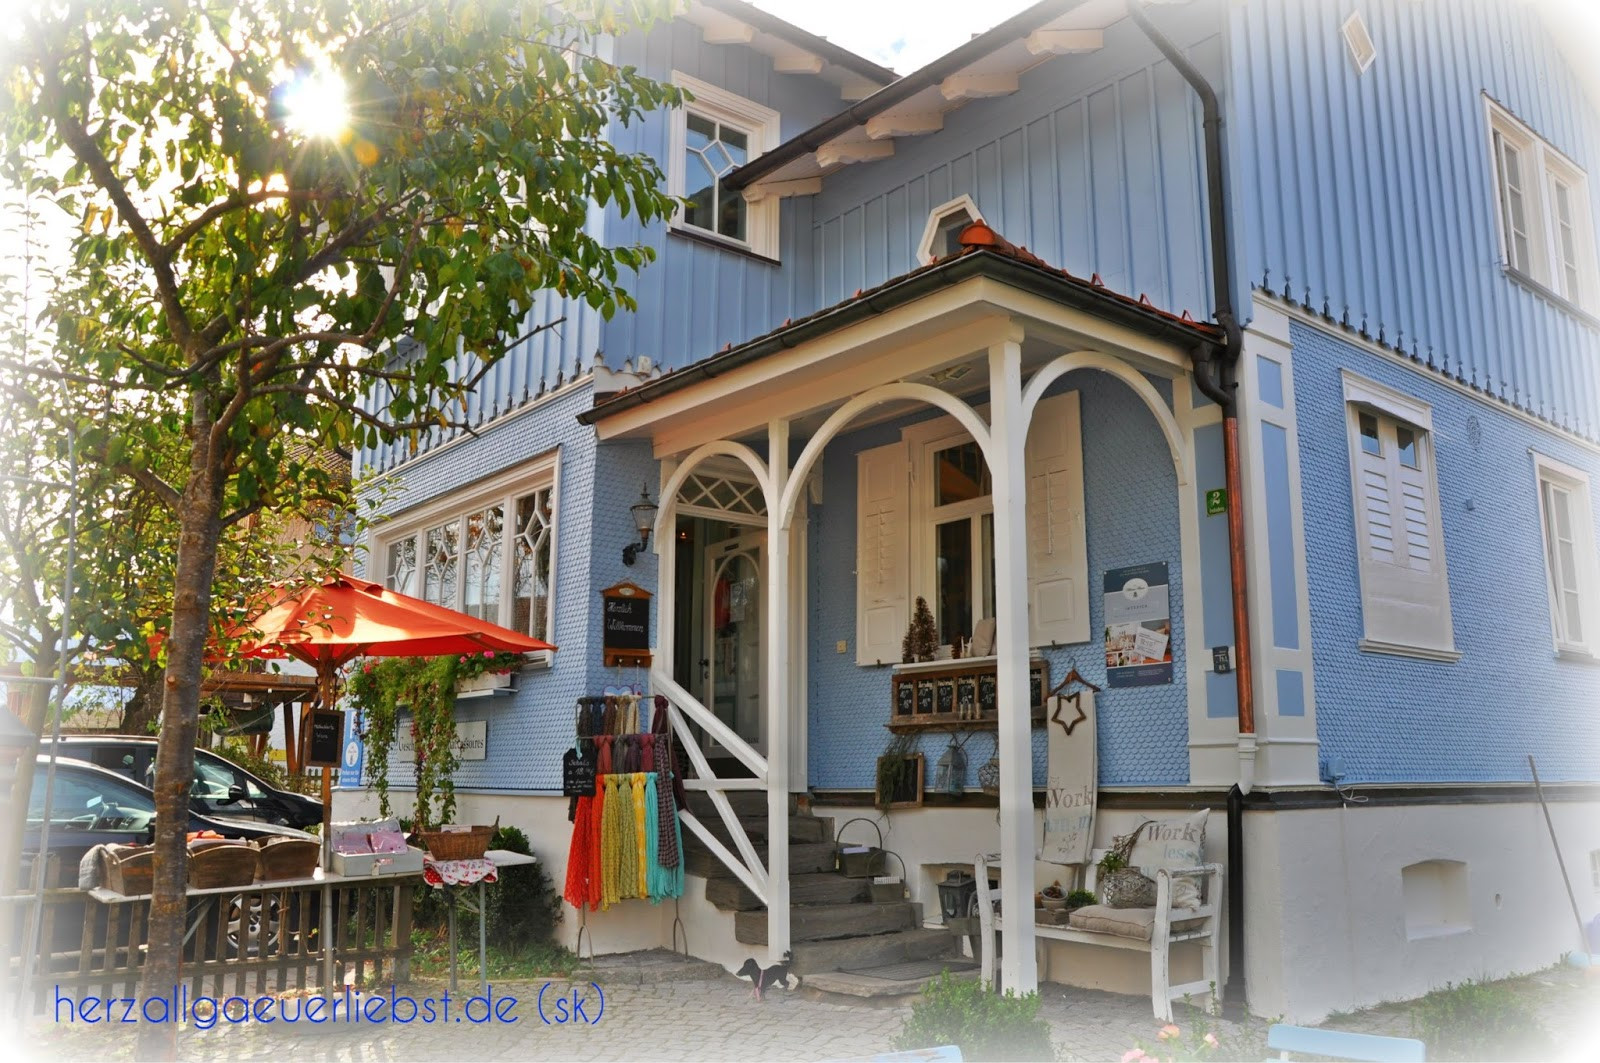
top-left (1127, 809), bottom-right (1209, 909)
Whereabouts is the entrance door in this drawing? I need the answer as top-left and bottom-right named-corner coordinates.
top-left (705, 531), bottom-right (765, 756)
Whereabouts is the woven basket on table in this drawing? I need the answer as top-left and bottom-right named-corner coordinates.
top-left (1098, 820), bottom-right (1158, 909)
top-left (100, 844), bottom-right (155, 895)
top-left (418, 818), bottom-right (497, 861)
top-left (187, 841), bottom-right (259, 890)
top-left (254, 837), bottom-right (320, 881)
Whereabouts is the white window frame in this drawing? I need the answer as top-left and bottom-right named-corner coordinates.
top-left (668, 71), bottom-right (780, 258)
top-left (1341, 372), bottom-right (1458, 660)
top-left (373, 450), bottom-right (561, 666)
top-left (1485, 97), bottom-right (1598, 310)
top-left (905, 419), bottom-right (995, 648)
top-left (917, 195), bottom-right (985, 266)
top-left (1531, 451), bottom-right (1600, 658)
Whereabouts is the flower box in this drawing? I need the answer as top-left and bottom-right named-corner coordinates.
top-left (455, 671), bottom-right (516, 698)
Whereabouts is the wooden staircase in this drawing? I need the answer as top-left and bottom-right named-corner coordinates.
top-left (683, 791), bottom-right (961, 976)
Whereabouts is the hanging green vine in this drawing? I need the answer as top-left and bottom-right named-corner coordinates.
top-left (346, 652), bottom-right (523, 828)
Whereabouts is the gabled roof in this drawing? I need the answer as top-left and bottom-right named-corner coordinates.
top-left (580, 221), bottom-right (1220, 424)
top-left (684, 0), bottom-right (899, 100)
top-left (724, 0), bottom-right (1138, 195)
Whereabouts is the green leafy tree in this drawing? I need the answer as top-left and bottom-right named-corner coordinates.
top-left (1, 1), bottom-right (682, 1054)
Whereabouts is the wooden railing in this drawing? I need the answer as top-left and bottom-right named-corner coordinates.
top-left (3, 874), bottom-right (416, 1016)
top-left (650, 669), bottom-right (770, 904)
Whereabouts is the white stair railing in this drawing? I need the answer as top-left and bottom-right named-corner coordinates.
top-left (652, 669), bottom-right (770, 904)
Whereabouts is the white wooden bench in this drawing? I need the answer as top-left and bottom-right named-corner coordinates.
top-left (973, 851), bottom-right (1223, 1020)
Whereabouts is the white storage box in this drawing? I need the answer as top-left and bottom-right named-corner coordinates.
top-left (331, 846), bottom-right (425, 877)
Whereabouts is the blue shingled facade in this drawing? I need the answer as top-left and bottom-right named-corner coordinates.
top-left (1291, 318), bottom-right (1600, 784)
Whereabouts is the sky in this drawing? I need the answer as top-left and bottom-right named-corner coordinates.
top-left (751, 0), bottom-right (1036, 75)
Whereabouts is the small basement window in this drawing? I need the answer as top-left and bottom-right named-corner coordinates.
top-left (918, 195), bottom-right (984, 265)
top-left (1402, 859), bottom-right (1471, 939)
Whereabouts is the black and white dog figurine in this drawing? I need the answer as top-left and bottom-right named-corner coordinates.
top-left (736, 951), bottom-right (799, 1000)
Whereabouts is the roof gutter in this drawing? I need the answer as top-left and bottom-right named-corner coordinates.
top-left (700, 0), bottom-right (898, 87)
top-left (579, 249), bottom-right (1222, 426)
top-left (723, 0), bottom-right (1089, 191)
top-left (1125, 0), bottom-right (1253, 1020)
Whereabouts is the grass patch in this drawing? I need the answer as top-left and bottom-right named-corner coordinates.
top-left (408, 924), bottom-right (580, 981)
top-left (1408, 976), bottom-right (1553, 1061)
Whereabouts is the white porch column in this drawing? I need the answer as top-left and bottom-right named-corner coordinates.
top-left (764, 419), bottom-right (792, 962)
top-left (654, 458), bottom-right (678, 669)
top-left (989, 331), bottom-right (1037, 994)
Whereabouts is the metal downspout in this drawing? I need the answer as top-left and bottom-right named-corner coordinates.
top-left (1125, 0), bottom-right (1254, 1017)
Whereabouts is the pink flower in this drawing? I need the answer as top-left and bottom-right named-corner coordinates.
top-left (1158, 1025), bottom-right (1181, 1041)
top-left (483, 650), bottom-right (494, 658)
top-left (1121, 1051), bottom-right (1150, 1063)
top-left (1203, 1033), bottom-right (1219, 1049)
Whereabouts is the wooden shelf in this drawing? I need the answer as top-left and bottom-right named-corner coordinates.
top-left (885, 708), bottom-right (1047, 734)
top-left (888, 659), bottom-right (1049, 734)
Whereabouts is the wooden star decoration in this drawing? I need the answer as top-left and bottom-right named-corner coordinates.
top-left (1051, 691), bottom-right (1086, 737)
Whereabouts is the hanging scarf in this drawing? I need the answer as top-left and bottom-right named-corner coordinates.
top-left (563, 792), bottom-right (595, 910)
top-left (599, 775), bottom-right (623, 910)
top-left (644, 771), bottom-right (668, 902)
top-left (630, 772), bottom-right (650, 897)
top-left (615, 774), bottom-right (640, 900)
top-left (587, 768), bottom-right (604, 910)
top-left (654, 764), bottom-right (679, 871)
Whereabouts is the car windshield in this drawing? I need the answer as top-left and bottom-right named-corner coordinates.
top-left (28, 767), bottom-right (157, 833)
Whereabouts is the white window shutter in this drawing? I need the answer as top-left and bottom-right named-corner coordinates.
top-left (857, 440), bottom-right (910, 665)
top-left (1025, 391), bottom-right (1088, 646)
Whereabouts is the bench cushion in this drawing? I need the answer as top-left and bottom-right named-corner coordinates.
top-left (1067, 904), bottom-right (1205, 942)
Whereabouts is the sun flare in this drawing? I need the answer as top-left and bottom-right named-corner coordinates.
top-left (280, 68), bottom-right (350, 140)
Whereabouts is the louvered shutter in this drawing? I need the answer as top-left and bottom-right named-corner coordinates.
top-left (856, 440), bottom-right (910, 665)
top-left (1025, 391), bottom-right (1088, 646)
top-left (1353, 412), bottom-right (1453, 650)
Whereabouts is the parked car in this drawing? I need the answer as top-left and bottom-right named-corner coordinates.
top-left (21, 754), bottom-right (313, 888)
top-left (51, 735), bottom-right (323, 829)
top-left (19, 755), bottom-right (317, 961)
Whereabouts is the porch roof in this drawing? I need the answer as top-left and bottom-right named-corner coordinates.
top-left (579, 222), bottom-right (1221, 429)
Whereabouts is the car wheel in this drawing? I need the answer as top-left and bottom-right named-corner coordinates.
top-left (226, 895), bottom-right (282, 957)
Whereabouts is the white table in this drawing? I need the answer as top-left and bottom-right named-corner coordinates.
top-left (425, 848), bottom-right (538, 996)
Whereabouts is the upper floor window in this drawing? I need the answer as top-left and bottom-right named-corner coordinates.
top-left (379, 455), bottom-right (559, 649)
top-left (1486, 98), bottom-right (1597, 310)
top-left (1342, 373), bottom-right (1457, 660)
top-left (1533, 452), bottom-right (1599, 657)
top-left (669, 73), bottom-right (779, 258)
top-left (918, 195), bottom-right (984, 265)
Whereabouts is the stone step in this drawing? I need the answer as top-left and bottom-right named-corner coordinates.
top-left (704, 871), bottom-right (869, 912)
top-left (683, 840), bottom-right (837, 879)
top-left (804, 961), bottom-right (981, 1000)
top-left (788, 928), bottom-right (960, 976)
top-left (689, 813), bottom-right (831, 846)
top-left (735, 901), bottom-right (919, 946)
top-left (684, 789), bottom-right (797, 818)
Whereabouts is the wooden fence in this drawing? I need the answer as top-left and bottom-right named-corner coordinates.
top-left (4, 873), bottom-right (416, 1015)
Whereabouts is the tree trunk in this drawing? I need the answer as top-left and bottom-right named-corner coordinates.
top-left (0, 672), bottom-right (54, 979)
top-left (135, 426), bottom-right (225, 1060)
top-left (119, 662), bottom-right (166, 737)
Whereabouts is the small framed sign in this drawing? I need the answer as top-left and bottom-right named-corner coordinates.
top-left (305, 709), bottom-right (345, 769)
top-left (601, 581), bottom-right (653, 668)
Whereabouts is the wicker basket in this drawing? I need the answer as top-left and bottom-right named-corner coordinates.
top-left (1099, 820), bottom-right (1157, 909)
top-left (100, 844), bottom-right (155, 895)
top-left (255, 838), bottom-right (320, 881)
top-left (188, 841), bottom-right (259, 889)
top-left (417, 819), bottom-right (497, 862)
top-left (834, 817), bottom-right (888, 878)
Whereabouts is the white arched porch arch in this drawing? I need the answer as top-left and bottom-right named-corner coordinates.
top-left (653, 439), bottom-right (773, 547)
top-left (777, 381), bottom-right (993, 531)
top-left (1021, 351), bottom-right (1189, 485)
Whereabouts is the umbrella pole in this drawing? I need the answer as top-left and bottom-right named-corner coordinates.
top-left (320, 666), bottom-right (336, 998)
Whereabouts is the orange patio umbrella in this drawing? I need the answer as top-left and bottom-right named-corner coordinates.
top-left (229, 573), bottom-right (556, 841)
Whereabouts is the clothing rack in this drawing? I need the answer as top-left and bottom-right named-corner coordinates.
top-left (563, 693), bottom-right (687, 912)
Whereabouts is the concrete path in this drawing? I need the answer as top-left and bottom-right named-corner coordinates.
top-left (20, 953), bottom-right (1599, 1061)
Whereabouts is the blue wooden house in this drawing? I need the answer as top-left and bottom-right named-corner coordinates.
top-left (338, 0), bottom-right (1600, 1021)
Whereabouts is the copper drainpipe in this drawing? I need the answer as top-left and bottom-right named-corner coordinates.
top-left (1126, 0), bottom-right (1255, 1017)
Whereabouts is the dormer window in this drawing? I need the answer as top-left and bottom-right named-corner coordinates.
top-left (669, 72), bottom-right (780, 258)
top-left (918, 195), bottom-right (984, 265)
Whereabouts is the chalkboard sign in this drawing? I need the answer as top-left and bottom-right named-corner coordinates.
top-left (601, 581), bottom-right (653, 668)
top-left (306, 709), bottom-right (345, 768)
top-left (562, 748), bottom-right (596, 797)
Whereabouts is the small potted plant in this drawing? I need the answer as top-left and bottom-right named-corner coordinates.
top-left (1065, 888), bottom-right (1097, 912)
top-left (1040, 880), bottom-right (1067, 910)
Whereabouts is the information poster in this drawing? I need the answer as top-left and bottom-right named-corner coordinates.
top-left (1103, 562), bottom-right (1173, 688)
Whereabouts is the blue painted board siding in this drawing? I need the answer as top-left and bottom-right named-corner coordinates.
top-left (1228, 0), bottom-right (1600, 441)
top-left (1292, 321), bottom-right (1600, 783)
top-left (807, 372), bottom-right (1190, 791)
top-left (595, 20), bottom-right (854, 379)
top-left (806, 3), bottom-right (1224, 322)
